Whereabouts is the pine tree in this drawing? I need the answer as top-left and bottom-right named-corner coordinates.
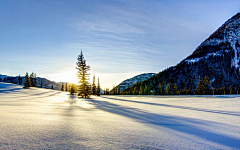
top-left (165, 83), bottom-right (171, 95)
top-left (70, 83), bottom-right (76, 95)
top-left (92, 74), bottom-right (96, 95)
top-left (144, 85), bottom-right (148, 95)
top-left (76, 51), bottom-right (90, 98)
top-left (133, 86), bottom-right (137, 95)
top-left (96, 77), bottom-right (101, 96)
top-left (18, 75), bottom-right (22, 85)
top-left (41, 81), bottom-right (43, 88)
top-left (24, 72), bottom-right (31, 88)
top-left (195, 76), bottom-right (203, 95)
top-left (30, 72), bottom-right (34, 87)
top-left (65, 83), bottom-right (68, 91)
top-left (203, 76), bottom-right (211, 95)
top-left (61, 83), bottom-right (64, 91)
top-left (162, 81), bottom-right (165, 95)
top-left (51, 85), bottom-right (54, 90)
top-left (34, 73), bottom-right (37, 87)
top-left (158, 83), bottom-right (162, 95)
top-left (229, 85), bottom-right (233, 94)
top-left (139, 85), bottom-right (144, 95)
top-left (173, 83), bottom-right (178, 95)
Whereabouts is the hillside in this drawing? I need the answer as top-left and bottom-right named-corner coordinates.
top-left (111, 73), bottom-right (156, 93)
top-left (123, 13), bottom-right (240, 94)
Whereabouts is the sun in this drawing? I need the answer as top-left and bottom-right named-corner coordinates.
top-left (57, 70), bottom-right (78, 84)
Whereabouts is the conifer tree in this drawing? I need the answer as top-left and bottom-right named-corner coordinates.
top-left (61, 83), bottom-right (64, 91)
top-left (30, 72), bottom-right (34, 87)
top-left (162, 81), bottom-right (165, 95)
top-left (144, 85), bottom-right (148, 95)
top-left (165, 83), bottom-right (171, 95)
top-left (96, 77), bottom-right (101, 96)
top-left (65, 83), bottom-right (68, 91)
top-left (203, 76), bottom-right (211, 95)
top-left (76, 51), bottom-right (90, 98)
top-left (133, 86), bottom-right (137, 95)
top-left (51, 85), bottom-right (54, 90)
top-left (70, 83), bottom-right (76, 95)
top-left (24, 72), bottom-right (31, 88)
top-left (18, 75), bottom-right (22, 85)
top-left (173, 83), bottom-right (178, 95)
top-left (229, 85), bottom-right (233, 94)
top-left (139, 85), bottom-right (144, 95)
top-left (158, 83), bottom-right (162, 95)
top-left (92, 74), bottom-right (96, 95)
top-left (195, 76), bottom-right (203, 95)
top-left (41, 81), bottom-right (43, 88)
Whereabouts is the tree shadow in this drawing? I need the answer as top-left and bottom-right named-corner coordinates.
top-left (86, 98), bottom-right (240, 149)
top-left (101, 96), bottom-right (240, 117)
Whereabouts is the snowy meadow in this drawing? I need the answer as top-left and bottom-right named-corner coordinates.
top-left (0, 82), bottom-right (240, 149)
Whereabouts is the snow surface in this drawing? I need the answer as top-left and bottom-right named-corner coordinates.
top-left (1, 82), bottom-right (240, 149)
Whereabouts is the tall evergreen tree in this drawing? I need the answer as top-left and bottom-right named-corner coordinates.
top-left (229, 85), bottom-right (233, 94)
top-left (139, 85), bottom-right (144, 95)
top-left (195, 76), bottom-right (203, 95)
top-left (30, 72), bottom-right (34, 87)
top-left (61, 83), bottom-right (64, 91)
top-left (51, 85), bottom-right (54, 90)
top-left (18, 75), bottom-right (22, 85)
top-left (92, 74), bottom-right (96, 95)
top-left (76, 51), bottom-right (90, 98)
top-left (162, 81), bottom-right (165, 95)
top-left (96, 77), bottom-right (101, 96)
top-left (173, 83), bottom-right (178, 95)
top-left (165, 83), bottom-right (171, 95)
top-left (65, 83), bottom-right (68, 91)
top-left (203, 76), bottom-right (211, 95)
top-left (24, 72), bottom-right (31, 88)
top-left (144, 85), bottom-right (149, 95)
top-left (34, 73), bottom-right (37, 87)
top-left (158, 83), bottom-right (162, 95)
top-left (41, 81), bottom-right (43, 88)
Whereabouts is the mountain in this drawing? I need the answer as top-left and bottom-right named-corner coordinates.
top-left (112, 73), bottom-right (156, 92)
top-left (123, 13), bottom-right (240, 93)
top-left (0, 74), bottom-right (61, 90)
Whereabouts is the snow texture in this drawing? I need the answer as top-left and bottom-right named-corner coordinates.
top-left (1, 82), bottom-right (240, 149)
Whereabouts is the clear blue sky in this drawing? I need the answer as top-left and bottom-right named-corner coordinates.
top-left (1, 0), bottom-right (240, 89)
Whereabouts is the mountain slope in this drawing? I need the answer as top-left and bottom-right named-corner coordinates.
top-left (124, 13), bottom-right (240, 93)
top-left (112, 73), bottom-right (156, 92)
top-left (0, 75), bottom-right (61, 90)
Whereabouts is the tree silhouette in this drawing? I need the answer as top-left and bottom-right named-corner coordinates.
top-left (92, 74), bottom-right (96, 95)
top-left (18, 75), bottom-right (22, 85)
top-left (24, 72), bottom-right (31, 88)
top-left (76, 51), bottom-right (90, 98)
top-left (96, 77), bottom-right (101, 96)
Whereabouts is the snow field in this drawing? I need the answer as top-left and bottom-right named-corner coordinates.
top-left (0, 83), bottom-right (240, 149)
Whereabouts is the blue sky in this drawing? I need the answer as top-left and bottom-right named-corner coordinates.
top-left (1, 0), bottom-right (240, 89)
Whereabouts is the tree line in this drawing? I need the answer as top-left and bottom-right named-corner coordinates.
top-left (110, 76), bottom-right (239, 95)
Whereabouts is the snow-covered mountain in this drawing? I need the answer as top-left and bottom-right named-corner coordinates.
top-left (113, 73), bottom-right (156, 92)
top-left (124, 13), bottom-right (240, 92)
top-left (0, 75), bottom-right (61, 90)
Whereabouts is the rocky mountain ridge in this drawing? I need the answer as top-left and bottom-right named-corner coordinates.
top-left (123, 13), bottom-right (240, 93)
top-left (113, 73), bottom-right (156, 92)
